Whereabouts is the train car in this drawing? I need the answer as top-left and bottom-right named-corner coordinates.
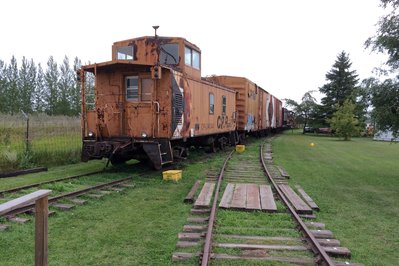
top-left (79, 33), bottom-right (237, 169)
top-left (206, 76), bottom-right (281, 138)
top-left (274, 96), bottom-right (283, 129)
top-left (196, 75), bottom-right (285, 137)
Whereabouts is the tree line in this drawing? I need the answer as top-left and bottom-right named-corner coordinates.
top-left (285, 0), bottom-right (399, 139)
top-left (0, 55), bottom-right (90, 116)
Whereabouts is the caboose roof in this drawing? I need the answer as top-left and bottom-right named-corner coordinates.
top-left (82, 60), bottom-right (151, 73)
top-left (113, 36), bottom-right (201, 51)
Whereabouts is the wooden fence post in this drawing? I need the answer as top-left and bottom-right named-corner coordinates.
top-left (0, 190), bottom-right (51, 266)
top-left (35, 196), bottom-right (49, 266)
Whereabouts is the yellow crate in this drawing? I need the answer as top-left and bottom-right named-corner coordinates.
top-left (162, 170), bottom-right (182, 181)
top-left (235, 145), bottom-right (245, 153)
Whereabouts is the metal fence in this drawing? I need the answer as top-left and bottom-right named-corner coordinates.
top-left (0, 114), bottom-right (81, 172)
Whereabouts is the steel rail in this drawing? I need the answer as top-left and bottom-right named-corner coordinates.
top-left (0, 176), bottom-right (132, 218)
top-left (260, 143), bottom-right (335, 266)
top-left (201, 150), bottom-right (234, 266)
top-left (0, 170), bottom-right (105, 196)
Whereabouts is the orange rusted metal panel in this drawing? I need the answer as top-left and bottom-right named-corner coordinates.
top-left (205, 76), bottom-right (260, 132)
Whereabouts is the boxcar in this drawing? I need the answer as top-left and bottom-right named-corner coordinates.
top-left (206, 76), bottom-right (282, 138)
top-left (79, 36), bottom-right (237, 169)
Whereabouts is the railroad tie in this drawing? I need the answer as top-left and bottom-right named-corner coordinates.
top-left (184, 180), bottom-right (201, 204)
top-left (305, 221), bottom-right (325, 229)
top-left (194, 182), bottom-right (215, 208)
top-left (295, 185), bottom-right (320, 211)
top-left (278, 184), bottom-right (312, 214)
top-left (0, 224), bottom-right (10, 231)
top-left (7, 216), bottom-right (30, 224)
top-left (324, 246), bottom-right (351, 258)
top-left (52, 203), bottom-right (75, 211)
top-left (68, 198), bottom-right (87, 205)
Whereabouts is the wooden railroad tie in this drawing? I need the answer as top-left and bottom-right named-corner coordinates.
top-left (194, 182), bottom-right (215, 208)
top-left (295, 185), bottom-right (320, 211)
top-left (278, 184), bottom-right (313, 214)
top-left (184, 180), bottom-right (201, 204)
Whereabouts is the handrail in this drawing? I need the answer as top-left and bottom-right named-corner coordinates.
top-left (0, 189), bottom-right (51, 216)
top-left (0, 189), bottom-right (52, 266)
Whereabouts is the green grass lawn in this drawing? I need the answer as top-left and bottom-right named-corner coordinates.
top-left (0, 147), bottom-right (230, 265)
top-left (273, 131), bottom-right (399, 265)
top-left (0, 134), bottom-right (398, 265)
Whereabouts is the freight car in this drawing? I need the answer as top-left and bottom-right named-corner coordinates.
top-left (78, 29), bottom-right (284, 169)
top-left (205, 76), bottom-right (283, 139)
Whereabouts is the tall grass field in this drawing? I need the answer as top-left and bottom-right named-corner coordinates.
top-left (0, 114), bottom-right (81, 172)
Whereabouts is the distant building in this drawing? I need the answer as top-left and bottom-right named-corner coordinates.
top-left (373, 130), bottom-right (399, 142)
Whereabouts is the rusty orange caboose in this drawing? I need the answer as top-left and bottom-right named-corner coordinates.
top-left (79, 32), bottom-right (237, 169)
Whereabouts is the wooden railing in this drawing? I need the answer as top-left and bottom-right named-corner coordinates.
top-left (0, 189), bottom-right (52, 266)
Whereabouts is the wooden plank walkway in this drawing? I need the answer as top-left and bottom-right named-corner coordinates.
top-left (219, 183), bottom-right (277, 212)
top-left (194, 182), bottom-right (215, 208)
top-left (278, 184), bottom-right (312, 214)
top-left (259, 185), bottom-right (277, 212)
top-left (230, 184), bottom-right (247, 209)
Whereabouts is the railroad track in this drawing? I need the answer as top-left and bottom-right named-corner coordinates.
top-left (173, 140), bottom-right (363, 265)
top-left (0, 176), bottom-right (134, 219)
top-left (0, 170), bottom-right (105, 196)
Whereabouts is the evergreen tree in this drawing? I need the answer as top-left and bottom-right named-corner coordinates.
top-left (328, 100), bottom-right (360, 140)
top-left (71, 57), bottom-right (82, 116)
top-left (319, 51), bottom-right (361, 124)
top-left (0, 60), bottom-right (7, 113)
top-left (44, 56), bottom-right (59, 115)
top-left (5, 56), bottom-right (20, 115)
top-left (19, 57), bottom-right (36, 114)
top-left (58, 56), bottom-right (73, 115)
top-left (34, 64), bottom-right (46, 113)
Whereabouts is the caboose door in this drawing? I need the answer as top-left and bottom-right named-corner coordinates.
top-left (123, 76), bottom-right (155, 138)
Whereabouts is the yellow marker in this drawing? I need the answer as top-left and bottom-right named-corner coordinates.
top-left (310, 142), bottom-right (315, 147)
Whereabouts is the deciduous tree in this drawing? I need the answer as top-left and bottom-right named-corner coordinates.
top-left (328, 99), bottom-right (360, 141)
top-left (284, 91), bottom-right (318, 133)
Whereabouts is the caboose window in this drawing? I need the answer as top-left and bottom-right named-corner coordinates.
top-left (185, 46), bottom-right (200, 70)
top-left (209, 93), bottom-right (214, 114)
top-left (117, 46), bottom-right (134, 60)
top-left (185, 47), bottom-right (191, 66)
top-left (222, 96), bottom-right (227, 114)
top-left (192, 50), bottom-right (200, 69)
top-left (160, 43), bottom-right (179, 65)
top-left (125, 76), bottom-right (138, 101)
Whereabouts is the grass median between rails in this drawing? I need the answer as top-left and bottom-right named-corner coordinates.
top-left (272, 130), bottom-right (399, 265)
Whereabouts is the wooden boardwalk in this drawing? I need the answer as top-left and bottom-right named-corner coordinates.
top-left (219, 183), bottom-right (277, 212)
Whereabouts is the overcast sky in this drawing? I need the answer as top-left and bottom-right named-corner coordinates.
top-left (0, 0), bottom-right (389, 103)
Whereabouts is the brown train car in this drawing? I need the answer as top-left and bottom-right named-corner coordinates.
top-left (79, 35), bottom-right (236, 169)
top-left (207, 76), bottom-right (277, 138)
top-left (274, 96), bottom-right (283, 128)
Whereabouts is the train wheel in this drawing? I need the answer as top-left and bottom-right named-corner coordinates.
top-left (110, 155), bottom-right (127, 165)
top-left (207, 141), bottom-right (217, 153)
